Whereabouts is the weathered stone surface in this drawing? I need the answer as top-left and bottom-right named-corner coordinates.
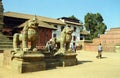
top-left (49, 27), bottom-right (73, 55)
top-left (3, 20), bottom-right (77, 73)
top-left (3, 50), bottom-right (12, 67)
top-left (11, 57), bottom-right (46, 73)
top-left (55, 51), bottom-right (78, 67)
top-left (3, 50), bottom-right (46, 73)
top-left (13, 17), bottom-right (39, 52)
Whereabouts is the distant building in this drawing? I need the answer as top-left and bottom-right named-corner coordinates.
top-left (54, 17), bottom-right (83, 46)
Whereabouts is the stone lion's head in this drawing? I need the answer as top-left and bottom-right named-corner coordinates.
top-left (28, 17), bottom-right (39, 28)
top-left (62, 27), bottom-right (73, 35)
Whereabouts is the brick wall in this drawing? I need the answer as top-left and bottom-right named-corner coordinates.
top-left (37, 28), bottom-right (52, 49)
top-left (84, 28), bottom-right (120, 52)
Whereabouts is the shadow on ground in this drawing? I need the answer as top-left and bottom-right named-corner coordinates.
top-left (96, 56), bottom-right (107, 59)
top-left (77, 60), bottom-right (93, 65)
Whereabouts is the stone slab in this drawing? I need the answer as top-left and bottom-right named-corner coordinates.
top-left (3, 50), bottom-right (46, 73)
top-left (56, 53), bottom-right (78, 67)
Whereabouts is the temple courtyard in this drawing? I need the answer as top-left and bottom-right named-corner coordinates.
top-left (0, 50), bottom-right (120, 78)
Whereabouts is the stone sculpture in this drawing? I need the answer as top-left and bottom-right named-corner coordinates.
top-left (51, 27), bottom-right (73, 55)
top-left (13, 17), bottom-right (39, 51)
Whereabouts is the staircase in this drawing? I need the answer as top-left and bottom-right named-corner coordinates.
top-left (0, 42), bottom-right (13, 52)
top-left (84, 27), bottom-right (120, 52)
top-left (0, 33), bottom-right (13, 53)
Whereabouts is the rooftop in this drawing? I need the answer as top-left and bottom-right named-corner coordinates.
top-left (4, 11), bottom-right (66, 26)
top-left (18, 19), bottom-right (57, 29)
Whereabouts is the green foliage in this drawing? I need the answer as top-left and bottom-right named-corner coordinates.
top-left (69, 15), bottom-right (79, 20)
top-left (84, 13), bottom-right (107, 40)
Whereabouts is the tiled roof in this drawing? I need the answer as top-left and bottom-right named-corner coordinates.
top-left (4, 11), bottom-right (66, 25)
top-left (18, 19), bottom-right (57, 29)
top-left (65, 21), bottom-right (82, 26)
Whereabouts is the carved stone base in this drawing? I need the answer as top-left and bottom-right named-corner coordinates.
top-left (3, 50), bottom-right (78, 73)
top-left (3, 50), bottom-right (46, 73)
top-left (55, 51), bottom-right (78, 67)
top-left (62, 53), bottom-right (78, 66)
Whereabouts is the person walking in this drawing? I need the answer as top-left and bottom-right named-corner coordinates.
top-left (96, 43), bottom-right (103, 59)
top-left (71, 43), bottom-right (76, 52)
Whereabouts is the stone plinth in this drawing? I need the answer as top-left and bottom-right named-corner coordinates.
top-left (55, 51), bottom-right (77, 67)
top-left (3, 50), bottom-right (46, 73)
top-left (3, 50), bottom-right (12, 67)
top-left (62, 53), bottom-right (77, 66)
top-left (42, 51), bottom-right (57, 69)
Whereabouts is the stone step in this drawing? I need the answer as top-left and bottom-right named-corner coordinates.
top-left (107, 31), bottom-right (120, 34)
top-left (0, 42), bottom-right (13, 45)
top-left (110, 28), bottom-right (120, 31)
top-left (0, 42), bottom-right (13, 50)
top-left (100, 34), bottom-right (120, 38)
top-left (84, 44), bottom-right (115, 52)
top-left (84, 27), bottom-right (120, 52)
top-left (93, 38), bottom-right (120, 45)
top-left (0, 45), bottom-right (13, 49)
top-left (0, 34), bottom-right (12, 42)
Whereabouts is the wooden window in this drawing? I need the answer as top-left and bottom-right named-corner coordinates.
top-left (73, 36), bottom-right (76, 41)
top-left (61, 26), bottom-right (64, 31)
top-left (80, 34), bottom-right (84, 40)
top-left (53, 34), bottom-right (56, 38)
top-left (73, 42), bottom-right (75, 46)
top-left (54, 25), bottom-right (57, 28)
top-left (68, 25), bottom-right (71, 28)
top-left (74, 27), bottom-right (76, 32)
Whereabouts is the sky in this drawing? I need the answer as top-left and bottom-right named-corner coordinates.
top-left (3, 0), bottom-right (120, 30)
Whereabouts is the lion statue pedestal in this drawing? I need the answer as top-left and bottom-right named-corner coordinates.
top-left (49, 27), bottom-right (78, 66)
top-left (11, 50), bottom-right (45, 73)
top-left (3, 17), bottom-right (46, 73)
top-left (49, 27), bottom-right (74, 55)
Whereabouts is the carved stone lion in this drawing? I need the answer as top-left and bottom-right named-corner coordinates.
top-left (51, 27), bottom-right (73, 55)
top-left (13, 17), bottom-right (39, 51)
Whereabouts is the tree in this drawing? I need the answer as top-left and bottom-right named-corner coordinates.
top-left (68, 15), bottom-right (83, 24)
top-left (84, 13), bottom-right (107, 40)
top-left (69, 15), bottom-right (78, 21)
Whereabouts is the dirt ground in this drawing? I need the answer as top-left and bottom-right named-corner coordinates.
top-left (0, 50), bottom-right (120, 78)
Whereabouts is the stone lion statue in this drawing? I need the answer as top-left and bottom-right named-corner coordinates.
top-left (50, 27), bottom-right (73, 55)
top-left (13, 17), bottom-right (39, 51)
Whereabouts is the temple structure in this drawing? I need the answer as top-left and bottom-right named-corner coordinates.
top-left (0, 0), bottom-right (10, 42)
top-left (84, 27), bottom-right (120, 52)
